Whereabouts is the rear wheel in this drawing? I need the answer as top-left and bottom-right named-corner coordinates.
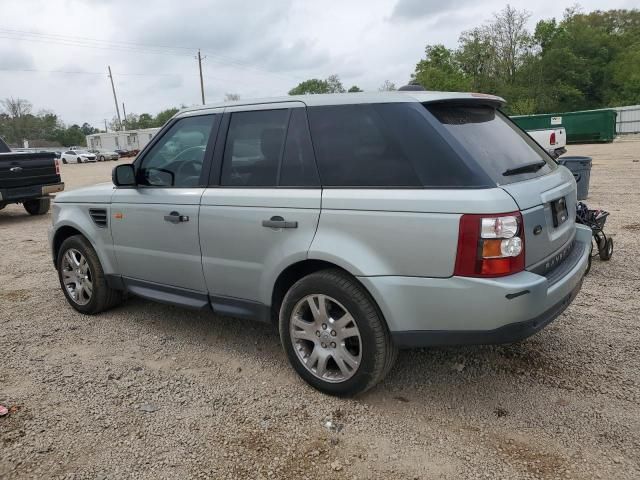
top-left (57, 235), bottom-right (122, 314)
top-left (279, 269), bottom-right (396, 397)
top-left (23, 198), bottom-right (50, 215)
top-left (99, 155), bottom-right (105, 161)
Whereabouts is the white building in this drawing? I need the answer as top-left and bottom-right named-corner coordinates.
top-left (86, 127), bottom-right (161, 151)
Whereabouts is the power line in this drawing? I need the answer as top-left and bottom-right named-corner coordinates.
top-left (0, 68), bottom-right (182, 77)
top-left (0, 29), bottom-right (305, 84)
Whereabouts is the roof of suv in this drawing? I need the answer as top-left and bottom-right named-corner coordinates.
top-left (176, 91), bottom-right (506, 117)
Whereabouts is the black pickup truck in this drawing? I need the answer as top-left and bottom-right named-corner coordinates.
top-left (0, 137), bottom-right (64, 215)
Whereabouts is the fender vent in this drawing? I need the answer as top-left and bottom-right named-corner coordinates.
top-left (89, 208), bottom-right (108, 228)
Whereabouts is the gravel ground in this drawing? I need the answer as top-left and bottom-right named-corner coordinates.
top-left (1, 143), bottom-right (639, 479)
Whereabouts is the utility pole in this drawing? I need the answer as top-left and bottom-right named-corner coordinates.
top-left (197, 50), bottom-right (206, 105)
top-left (104, 119), bottom-right (108, 132)
top-left (122, 102), bottom-right (127, 129)
top-left (107, 66), bottom-right (122, 130)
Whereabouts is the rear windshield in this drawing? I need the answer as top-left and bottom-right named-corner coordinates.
top-left (426, 104), bottom-right (555, 185)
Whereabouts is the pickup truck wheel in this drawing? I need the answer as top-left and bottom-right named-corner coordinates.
top-left (279, 269), bottom-right (396, 397)
top-left (23, 198), bottom-right (50, 215)
top-left (57, 235), bottom-right (122, 314)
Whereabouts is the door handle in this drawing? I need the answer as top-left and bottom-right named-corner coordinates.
top-left (262, 216), bottom-right (298, 229)
top-left (164, 211), bottom-right (189, 223)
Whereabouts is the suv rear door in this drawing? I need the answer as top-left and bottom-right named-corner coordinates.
top-left (199, 103), bottom-right (321, 318)
top-left (110, 112), bottom-right (220, 297)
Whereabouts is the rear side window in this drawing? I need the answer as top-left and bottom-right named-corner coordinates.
top-left (221, 108), bottom-right (319, 187)
top-left (427, 105), bottom-right (554, 185)
top-left (307, 103), bottom-right (481, 187)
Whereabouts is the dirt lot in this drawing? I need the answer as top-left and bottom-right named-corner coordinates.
top-left (1, 143), bottom-right (639, 479)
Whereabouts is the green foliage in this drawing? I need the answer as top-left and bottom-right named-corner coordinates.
top-left (410, 7), bottom-right (640, 114)
top-left (122, 108), bottom-right (179, 130)
top-left (348, 85), bottom-right (363, 92)
top-left (289, 75), bottom-right (345, 95)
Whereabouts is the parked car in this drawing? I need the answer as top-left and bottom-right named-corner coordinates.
top-left (0, 137), bottom-right (64, 215)
top-left (526, 126), bottom-right (567, 159)
top-left (60, 150), bottom-right (97, 164)
top-left (88, 149), bottom-right (119, 161)
top-left (114, 149), bottom-right (128, 157)
top-left (49, 92), bottom-right (590, 396)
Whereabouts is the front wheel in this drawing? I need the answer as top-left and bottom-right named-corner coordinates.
top-left (279, 269), bottom-right (397, 397)
top-left (23, 198), bottom-right (50, 215)
top-left (62, 157), bottom-right (67, 164)
top-left (57, 235), bottom-right (122, 314)
top-left (99, 155), bottom-right (105, 161)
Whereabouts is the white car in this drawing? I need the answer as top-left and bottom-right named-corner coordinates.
top-left (60, 150), bottom-right (97, 164)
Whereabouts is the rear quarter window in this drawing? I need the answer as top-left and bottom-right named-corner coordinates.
top-left (307, 103), bottom-right (487, 188)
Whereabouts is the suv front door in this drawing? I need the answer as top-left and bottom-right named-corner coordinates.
top-left (200, 104), bottom-right (321, 318)
top-left (111, 112), bottom-right (220, 300)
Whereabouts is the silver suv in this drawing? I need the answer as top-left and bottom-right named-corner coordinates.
top-left (49, 92), bottom-right (591, 396)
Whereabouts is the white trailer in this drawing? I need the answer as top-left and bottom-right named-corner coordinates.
top-left (86, 128), bottom-right (161, 151)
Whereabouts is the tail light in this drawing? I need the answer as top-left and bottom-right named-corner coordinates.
top-left (550, 131), bottom-right (557, 145)
top-left (55, 158), bottom-right (60, 175)
top-left (454, 212), bottom-right (525, 277)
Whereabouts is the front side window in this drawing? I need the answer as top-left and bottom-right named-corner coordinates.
top-left (137, 115), bottom-right (215, 188)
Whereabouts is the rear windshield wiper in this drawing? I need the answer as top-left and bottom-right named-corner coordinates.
top-left (502, 161), bottom-right (547, 176)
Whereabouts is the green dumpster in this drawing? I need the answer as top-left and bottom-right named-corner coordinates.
top-left (511, 109), bottom-right (617, 144)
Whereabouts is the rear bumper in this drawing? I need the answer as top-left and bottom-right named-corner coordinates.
top-left (358, 225), bottom-right (591, 348)
top-left (0, 182), bottom-right (64, 203)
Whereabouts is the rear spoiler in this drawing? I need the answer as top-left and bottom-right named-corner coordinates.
top-left (411, 92), bottom-right (506, 109)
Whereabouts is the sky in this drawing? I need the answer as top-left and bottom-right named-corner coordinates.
top-left (0, 0), bottom-right (635, 128)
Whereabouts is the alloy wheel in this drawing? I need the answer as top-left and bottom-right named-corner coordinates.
top-left (61, 248), bottom-right (93, 305)
top-left (289, 294), bottom-right (362, 383)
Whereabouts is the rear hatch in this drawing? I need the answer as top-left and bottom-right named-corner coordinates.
top-left (0, 152), bottom-right (59, 189)
top-left (426, 103), bottom-right (577, 272)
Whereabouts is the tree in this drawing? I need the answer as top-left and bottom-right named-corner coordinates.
top-left (378, 80), bottom-right (397, 91)
top-left (154, 108), bottom-right (179, 127)
top-left (487, 5), bottom-right (532, 84)
top-left (413, 45), bottom-right (471, 91)
top-left (224, 93), bottom-right (241, 101)
top-left (288, 75), bottom-right (346, 95)
top-left (326, 74), bottom-right (346, 93)
top-left (348, 85), bottom-right (363, 92)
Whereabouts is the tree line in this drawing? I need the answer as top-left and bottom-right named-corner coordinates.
top-left (288, 7), bottom-right (640, 114)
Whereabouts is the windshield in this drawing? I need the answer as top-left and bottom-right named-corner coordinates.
top-left (76, 150), bottom-right (90, 154)
top-left (426, 104), bottom-right (555, 185)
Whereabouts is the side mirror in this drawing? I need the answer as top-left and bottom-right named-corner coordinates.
top-left (112, 164), bottom-right (136, 187)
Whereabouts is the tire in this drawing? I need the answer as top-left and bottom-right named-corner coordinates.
top-left (599, 237), bottom-right (613, 261)
top-left (279, 269), bottom-right (397, 397)
top-left (0, 203), bottom-right (6, 210)
top-left (62, 158), bottom-right (67, 164)
top-left (23, 198), bottom-right (50, 215)
top-left (56, 235), bottom-right (122, 314)
top-left (100, 156), bottom-right (105, 162)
